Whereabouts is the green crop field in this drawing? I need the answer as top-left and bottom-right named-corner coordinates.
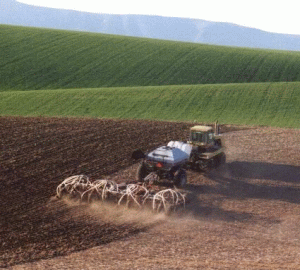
top-left (0, 82), bottom-right (299, 128)
top-left (1, 25), bottom-right (299, 128)
top-left (1, 25), bottom-right (300, 91)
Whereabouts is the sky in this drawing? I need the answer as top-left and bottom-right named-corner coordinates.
top-left (17, 0), bottom-right (300, 35)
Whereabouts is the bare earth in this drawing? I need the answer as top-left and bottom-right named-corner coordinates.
top-left (1, 117), bottom-right (299, 269)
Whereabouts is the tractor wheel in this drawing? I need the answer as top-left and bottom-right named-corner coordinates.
top-left (197, 159), bottom-right (210, 172)
top-left (214, 153), bottom-right (226, 169)
top-left (136, 162), bottom-right (147, 182)
top-left (219, 153), bottom-right (226, 166)
top-left (174, 169), bottom-right (187, 188)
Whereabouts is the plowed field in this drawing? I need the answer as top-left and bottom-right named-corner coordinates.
top-left (1, 117), bottom-right (299, 269)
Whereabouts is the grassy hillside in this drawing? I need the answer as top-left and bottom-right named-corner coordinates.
top-left (0, 82), bottom-right (299, 128)
top-left (2, 25), bottom-right (300, 91)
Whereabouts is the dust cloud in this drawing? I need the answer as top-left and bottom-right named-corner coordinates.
top-left (57, 197), bottom-right (167, 227)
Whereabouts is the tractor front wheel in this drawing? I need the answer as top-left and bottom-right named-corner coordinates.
top-left (197, 159), bottom-right (210, 172)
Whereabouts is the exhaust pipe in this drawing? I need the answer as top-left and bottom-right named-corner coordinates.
top-left (214, 120), bottom-right (220, 135)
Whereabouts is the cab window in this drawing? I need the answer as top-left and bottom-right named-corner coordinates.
top-left (191, 132), bottom-right (203, 142)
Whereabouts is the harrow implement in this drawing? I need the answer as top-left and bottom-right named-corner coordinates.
top-left (56, 175), bottom-right (186, 213)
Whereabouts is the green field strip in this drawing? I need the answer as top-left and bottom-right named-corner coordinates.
top-left (0, 82), bottom-right (299, 128)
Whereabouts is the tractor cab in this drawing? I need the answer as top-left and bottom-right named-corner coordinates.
top-left (188, 125), bottom-right (215, 147)
top-left (186, 125), bottom-right (225, 170)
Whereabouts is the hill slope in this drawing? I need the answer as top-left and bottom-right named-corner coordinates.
top-left (1, 83), bottom-right (299, 128)
top-left (2, 0), bottom-right (300, 50)
top-left (1, 25), bottom-right (300, 91)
